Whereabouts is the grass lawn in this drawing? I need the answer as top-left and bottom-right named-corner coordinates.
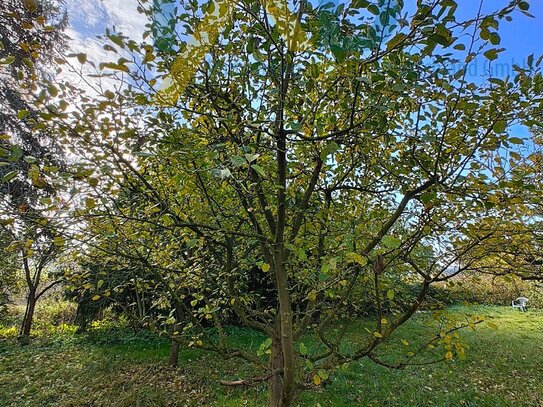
top-left (1, 305), bottom-right (542, 406)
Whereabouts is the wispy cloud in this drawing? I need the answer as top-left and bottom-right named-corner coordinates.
top-left (65, 0), bottom-right (146, 40)
top-left (60, 0), bottom-right (147, 94)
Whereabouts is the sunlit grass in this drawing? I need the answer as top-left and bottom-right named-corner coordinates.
top-left (1, 305), bottom-right (542, 406)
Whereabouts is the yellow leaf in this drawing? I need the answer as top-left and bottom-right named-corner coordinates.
top-left (307, 290), bottom-right (317, 302)
top-left (373, 332), bottom-right (383, 338)
top-left (445, 351), bottom-right (453, 360)
top-left (91, 295), bottom-right (100, 301)
top-left (22, 0), bottom-right (38, 12)
top-left (346, 252), bottom-right (367, 266)
top-left (313, 374), bottom-right (321, 386)
top-left (261, 262), bottom-right (270, 272)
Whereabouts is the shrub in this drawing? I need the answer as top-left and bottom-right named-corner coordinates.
top-left (443, 273), bottom-right (543, 309)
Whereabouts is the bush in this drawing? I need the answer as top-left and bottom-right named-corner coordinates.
top-left (441, 273), bottom-right (543, 309)
top-left (32, 295), bottom-right (78, 329)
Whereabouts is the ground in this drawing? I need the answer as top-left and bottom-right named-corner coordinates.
top-left (1, 306), bottom-right (542, 406)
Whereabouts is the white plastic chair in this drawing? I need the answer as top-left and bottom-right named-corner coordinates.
top-left (512, 297), bottom-right (528, 312)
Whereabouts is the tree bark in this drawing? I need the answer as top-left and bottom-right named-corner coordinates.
top-left (19, 253), bottom-right (38, 345)
top-left (168, 340), bottom-right (180, 367)
top-left (167, 303), bottom-right (184, 367)
top-left (19, 289), bottom-right (36, 345)
top-left (269, 325), bottom-right (291, 407)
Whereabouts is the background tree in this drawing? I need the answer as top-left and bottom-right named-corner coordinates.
top-left (0, 0), bottom-right (68, 344)
top-left (0, 228), bottom-right (20, 318)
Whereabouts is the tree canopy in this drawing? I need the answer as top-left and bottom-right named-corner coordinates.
top-left (3, 0), bottom-right (543, 405)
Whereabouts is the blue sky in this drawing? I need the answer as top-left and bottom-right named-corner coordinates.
top-left (64, 0), bottom-right (542, 142)
top-left (64, 0), bottom-right (542, 129)
top-left (461, 1), bottom-right (543, 79)
top-left (66, 0), bottom-right (543, 76)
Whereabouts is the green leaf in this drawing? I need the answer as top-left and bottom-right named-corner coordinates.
top-left (0, 56), bottom-right (15, 65)
top-left (108, 35), bottom-right (125, 48)
top-left (386, 33), bottom-right (406, 51)
top-left (230, 155), bottom-right (245, 167)
top-left (85, 197), bottom-right (96, 210)
top-left (483, 49), bottom-right (498, 61)
top-left (251, 164), bottom-right (265, 177)
top-left (244, 153), bottom-right (259, 163)
top-left (17, 110), bottom-right (30, 120)
top-left (346, 252), bottom-right (368, 266)
top-left (77, 53), bottom-right (87, 65)
top-left (420, 192), bottom-right (436, 205)
top-left (493, 121), bottom-right (507, 133)
top-left (330, 43), bottom-right (346, 63)
top-left (367, 4), bottom-right (379, 15)
top-left (299, 342), bottom-right (308, 356)
top-left (387, 289), bottom-right (395, 300)
top-left (48, 84), bottom-right (58, 97)
top-left (135, 151), bottom-right (155, 157)
top-left (99, 62), bottom-right (129, 72)
top-left (382, 236), bottom-right (401, 249)
top-left (508, 137), bottom-right (523, 145)
top-left (2, 171), bottom-right (18, 183)
top-left (53, 236), bottom-right (65, 247)
top-left (317, 369), bottom-right (329, 380)
top-left (489, 33), bottom-right (501, 46)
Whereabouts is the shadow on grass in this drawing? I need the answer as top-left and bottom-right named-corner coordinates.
top-left (0, 306), bottom-right (542, 407)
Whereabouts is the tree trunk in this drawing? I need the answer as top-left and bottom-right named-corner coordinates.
top-left (268, 321), bottom-right (295, 407)
top-left (168, 340), bottom-right (180, 367)
top-left (269, 329), bottom-right (285, 406)
top-left (19, 290), bottom-right (36, 345)
top-left (167, 303), bottom-right (183, 367)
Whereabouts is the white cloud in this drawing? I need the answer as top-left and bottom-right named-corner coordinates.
top-left (99, 0), bottom-right (148, 40)
top-left (65, 0), bottom-right (107, 29)
top-left (60, 0), bottom-right (148, 95)
top-left (65, 0), bottom-right (147, 40)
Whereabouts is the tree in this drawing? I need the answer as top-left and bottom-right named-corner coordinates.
top-left (0, 218), bottom-right (64, 343)
top-left (0, 229), bottom-right (20, 317)
top-left (456, 125), bottom-right (543, 284)
top-left (1, 0), bottom-right (67, 199)
top-left (0, 0), bottom-right (68, 343)
top-left (37, 0), bottom-right (543, 405)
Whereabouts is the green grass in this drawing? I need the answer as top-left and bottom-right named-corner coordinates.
top-left (1, 306), bottom-right (542, 406)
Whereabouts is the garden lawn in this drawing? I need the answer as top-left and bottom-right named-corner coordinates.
top-left (0, 305), bottom-right (542, 407)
